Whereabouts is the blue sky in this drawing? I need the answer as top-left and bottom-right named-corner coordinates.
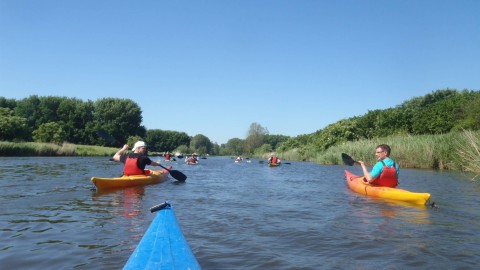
top-left (1, 1), bottom-right (479, 144)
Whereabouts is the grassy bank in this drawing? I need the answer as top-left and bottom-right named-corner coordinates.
top-left (0, 141), bottom-right (117, 156)
top-left (278, 130), bottom-right (480, 178)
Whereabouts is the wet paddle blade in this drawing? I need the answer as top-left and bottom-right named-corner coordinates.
top-left (341, 153), bottom-right (355, 166)
top-left (170, 169), bottom-right (187, 182)
top-left (158, 164), bottom-right (187, 182)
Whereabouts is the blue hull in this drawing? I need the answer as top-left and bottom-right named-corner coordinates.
top-left (124, 203), bottom-right (201, 270)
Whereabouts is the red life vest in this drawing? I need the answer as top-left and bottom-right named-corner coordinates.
top-left (372, 160), bottom-right (398, 187)
top-left (271, 156), bottom-right (278, 164)
top-left (123, 156), bottom-right (145, 175)
top-left (165, 154), bottom-right (170, 161)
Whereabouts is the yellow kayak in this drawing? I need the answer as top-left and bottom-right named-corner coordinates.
top-left (91, 167), bottom-right (171, 190)
top-left (344, 170), bottom-right (431, 206)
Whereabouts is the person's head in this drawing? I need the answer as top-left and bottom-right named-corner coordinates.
top-left (375, 144), bottom-right (391, 160)
top-left (132, 141), bottom-right (147, 153)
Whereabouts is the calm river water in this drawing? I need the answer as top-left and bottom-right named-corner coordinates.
top-left (1, 156), bottom-right (479, 269)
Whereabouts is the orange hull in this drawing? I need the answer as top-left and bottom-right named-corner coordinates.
top-left (91, 167), bottom-right (171, 190)
top-left (344, 170), bottom-right (430, 206)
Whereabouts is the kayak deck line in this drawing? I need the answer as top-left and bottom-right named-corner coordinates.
top-left (123, 202), bottom-right (201, 270)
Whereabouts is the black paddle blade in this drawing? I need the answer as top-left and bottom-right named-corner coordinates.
top-left (169, 169), bottom-right (187, 182)
top-left (341, 153), bottom-right (355, 166)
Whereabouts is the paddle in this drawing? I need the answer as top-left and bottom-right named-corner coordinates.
top-left (157, 164), bottom-right (187, 182)
top-left (341, 153), bottom-right (358, 166)
top-left (260, 160), bottom-right (291, 165)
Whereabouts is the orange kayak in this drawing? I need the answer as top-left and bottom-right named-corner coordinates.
top-left (344, 170), bottom-right (430, 206)
top-left (91, 167), bottom-right (171, 190)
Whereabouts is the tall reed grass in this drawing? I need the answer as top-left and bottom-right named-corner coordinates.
top-left (314, 133), bottom-right (458, 168)
top-left (263, 130), bottom-right (480, 179)
top-left (455, 130), bottom-right (480, 179)
top-left (311, 130), bottom-right (480, 178)
top-left (0, 141), bottom-right (117, 156)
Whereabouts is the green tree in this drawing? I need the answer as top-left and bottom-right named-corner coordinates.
top-left (32, 122), bottom-right (66, 144)
top-left (0, 108), bottom-right (29, 141)
top-left (264, 134), bottom-right (290, 150)
top-left (245, 122), bottom-right (268, 154)
top-left (146, 129), bottom-right (190, 152)
top-left (0, 97), bottom-right (17, 110)
top-left (223, 138), bottom-right (245, 155)
top-left (94, 98), bottom-right (145, 146)
top-left (57, 98), bottom-right (95, 144)
top-left (174, 145), bottom-right (189, 155)
top-left (190, 134), bottom-right (212, 155)
top-left (453, 94), bottom-right (480, 131)
top-left (411, 90), bottom-right (473, 134)
top-left (255, 143), bottom-right (273, 155)
top-left (312, 119), bottom-right (362, 151)
top-left (14, 95), bottom-right (42, 131)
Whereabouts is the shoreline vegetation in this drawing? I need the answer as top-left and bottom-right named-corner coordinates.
top-left (0, 141), bottom-right (118, 157)
top-left (272, 130), bottom-right (480, 179)
top-left (2, 130), bottom-right (479, 179)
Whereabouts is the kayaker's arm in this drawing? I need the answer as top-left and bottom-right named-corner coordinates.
top-left (358, 161), bottom-right (374, 183)
top-left (113, 144), bottom-right (129, 162)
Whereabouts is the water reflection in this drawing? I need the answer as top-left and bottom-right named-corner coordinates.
top-left (91, 186), bottom-right (145, 218)
top-left (352, 196), bottom-right (431, 226)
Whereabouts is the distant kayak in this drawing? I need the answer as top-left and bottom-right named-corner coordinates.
top-left (344, 170), bottom-right (430, 205)
top-left (123, 202), bottom-right (201, 270)
top-left (268, 163), bottom-right (280, 167)
top-left (91, 167), bottom-right (171, 190)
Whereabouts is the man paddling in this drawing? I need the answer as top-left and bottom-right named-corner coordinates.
top-left (113, 141), bottom-right (163, 175)
top-left (358, 144), bottom-right (399, 187)
top-left (268, 152), bottom-right (281, 165)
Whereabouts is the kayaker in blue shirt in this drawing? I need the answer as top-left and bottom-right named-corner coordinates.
top-left (358, 144), bottom-right (400, 187)
top-left (113, 141), bottom-right (163, 175)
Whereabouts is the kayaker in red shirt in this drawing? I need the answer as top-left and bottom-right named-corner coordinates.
top-left (358, 144), bottom-right (400, 187)
top-left (112, 141), bottom-right (163, 176)
top-left (165, 151), bottom-right (171, 161)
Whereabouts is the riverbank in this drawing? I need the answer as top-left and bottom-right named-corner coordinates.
top-left (279, 130), bottom-right (480, 178)
top-left (0, 141), bottom-right (117, 156)
top-left (2, 130), bottom-right (479, 178)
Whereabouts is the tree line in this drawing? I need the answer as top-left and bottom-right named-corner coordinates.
top-left (0, 95), bottom-right (218, 155)
top-left (220, 89), bottom-right (480, 158)
top-left (275, 88), bottom-right (480, 158)
top-left (2, 89), bottom-right (479, 158)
